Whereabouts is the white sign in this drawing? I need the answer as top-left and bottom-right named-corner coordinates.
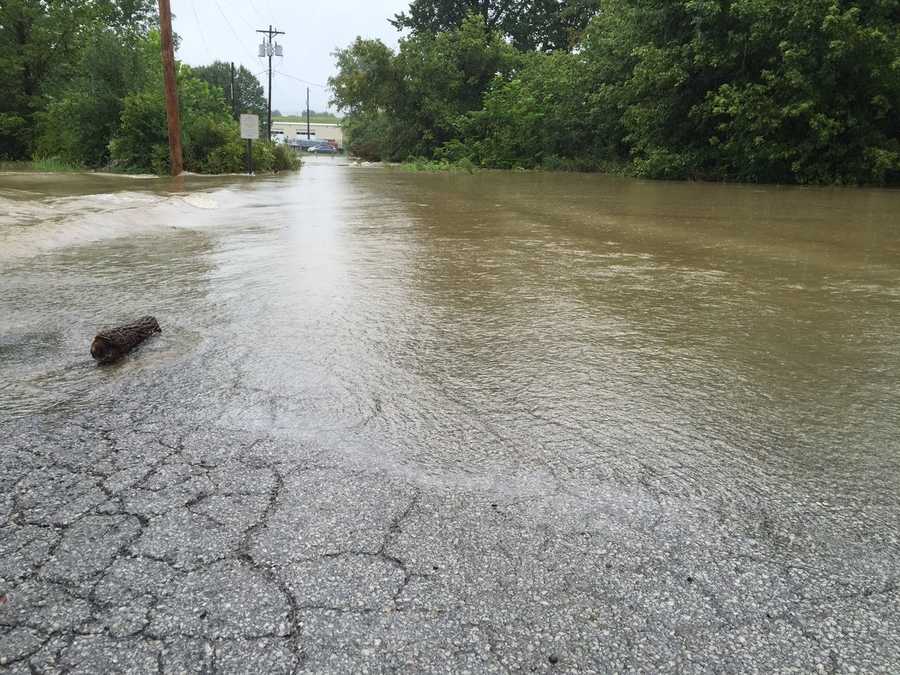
top-left (240, 114), bottom-right (259, 140)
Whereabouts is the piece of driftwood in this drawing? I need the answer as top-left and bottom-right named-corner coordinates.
top-left (91, 316), bottom-right (161, 364)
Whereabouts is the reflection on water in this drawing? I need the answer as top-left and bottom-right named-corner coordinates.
top-left (1, 163), bottom-right (899, 509)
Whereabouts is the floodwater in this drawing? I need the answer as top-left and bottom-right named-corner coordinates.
top-left (2, 159), bottom-right (899, 512)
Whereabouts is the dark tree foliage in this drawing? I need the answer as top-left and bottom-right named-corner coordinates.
top-left (335, 0), bottom-right (900, 185)
top-left (575, 0), bottom-right (900, 183)
top-left (34, 31), bottom-right (157, 167)
top-left (391, 0), bottom-right (600, 51)
top-left (331, 15), bottom-right (516, 161)
top-left (0, 1), bottom-right (297, 173)
top-left (0, 0), bottom-right (156, 159)
top-left (192, 61), bottom-right (267, 120)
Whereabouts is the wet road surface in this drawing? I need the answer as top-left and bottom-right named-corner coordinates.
top-left (1, 160), bottom-right (899, 672)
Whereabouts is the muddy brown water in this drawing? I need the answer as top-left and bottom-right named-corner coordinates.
top-left (2, 160), bottom-right (899, 514)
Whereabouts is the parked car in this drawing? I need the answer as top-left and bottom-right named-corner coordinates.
top-left (307, 143), bottom-right (337, 154)
top-left (290, 137), bottom-right (319, 150)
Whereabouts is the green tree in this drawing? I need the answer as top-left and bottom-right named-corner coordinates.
top-left (391, 0), bottom-right (600, 51)
top-left (334, 0), bottom-right (899, 184)
top-left (331, 14), bottom-right (516, 160)
top-left (34, 30), bottom-right (156, 167)
top-left (109, 63), bottom-right (240, 174)
top-left (192, 61), bottom-right (266, 119)
top-left (463, 51), bottom-right (604, 169)
top-left (698, 1), bottom-right (900, 184)
top-left (0, 0), bottom-right (155, 159)
top-left (330, 38), bottom-right (399, 115)
top-left (579, 0), bottom-right (900, 183)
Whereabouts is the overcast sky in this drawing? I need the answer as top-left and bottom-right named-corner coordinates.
top-left (170, 0), bottom-right (410, 114)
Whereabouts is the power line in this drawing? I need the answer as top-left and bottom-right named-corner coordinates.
top-left (246, 0), bottom-right (266, 23)
top-left (190, 1), bottom-right (213, 61)
top-left (211, 0), bottom-right (258, 62)
top-left (273, 70), bottom-right (327, 89)
top-left (212, 0), bottom-right (257, 31)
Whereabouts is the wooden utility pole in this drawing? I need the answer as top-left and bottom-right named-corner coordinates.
top-left (158, 0), bottom-right (182, 175)
top-left (230, 62), bottom-right (240, 120)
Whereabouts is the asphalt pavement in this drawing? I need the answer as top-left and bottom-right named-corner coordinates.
top-left (1, 349), bottom-right (898, 674)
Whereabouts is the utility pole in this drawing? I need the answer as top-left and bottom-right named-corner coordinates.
top-left (306, 88), bottom-right (310, 141)
top-left (230, 62), bottom-right (239, 121)
top-left (158, 0), bottom-right (182, 175)
top-left (256, 25), bottom-right (285, 141)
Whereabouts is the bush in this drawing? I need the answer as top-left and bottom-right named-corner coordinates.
top-left (541, 155), bottom-right (600, 172)
top-left (34, 31), bottom-right (153, 168)
top-left (35, 93), bottom-right (109, 167)
top-left (401, 156), bottom-right (476, 173)
top-left (344, 112), bottom-right (393, 161)
top-left (184, 115), bottom-right (238, 172)
top-left (109, 89), bottom-right (167, 173)
top-left (203, 141), bottom-right (245, 174)
top-left (110, 64), bottom-right (251, 175)
top-left (434, 138), bottom-right (472, 163)
top-left (200, 141), bottom-right (300, 174)
top-left (251, 141), bottom-right (275, 173)
top-left (272, 143), bottom-right (301, 171)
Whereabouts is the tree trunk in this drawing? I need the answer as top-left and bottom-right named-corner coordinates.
top-left (91, 316), bottom-right (161, 364)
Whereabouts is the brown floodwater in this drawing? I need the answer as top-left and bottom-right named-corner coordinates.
top-left (1, 160), bottom-right (899, 510)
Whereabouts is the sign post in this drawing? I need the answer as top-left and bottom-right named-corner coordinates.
top-left (240, 114), bottom-right (260, 175)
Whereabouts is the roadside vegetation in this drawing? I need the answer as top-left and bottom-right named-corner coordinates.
top-left (0, 158), bottom-right (82, 173)
top-left (402, 156), bottom-right (477, 173)
top-left (330, 0), bottom-right (900, 185)
top-left (0, 1), bottom-right (299, 174)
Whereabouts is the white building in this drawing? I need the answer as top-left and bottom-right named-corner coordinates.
top-left (270, 122), bottom-right (344, 149)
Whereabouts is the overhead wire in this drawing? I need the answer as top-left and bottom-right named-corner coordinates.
top-left (189, 5), bottom-right (322, 119)
top-left (210, 0), bottom-right (259, 63)
top-left (273, 70), bottom-right (328, 89)
top-left (246, 0), bottom-right (266, 23)
top-left (189, 0), bottom-right (213, 61)
top-left (212, 0), bottom-right (257, 31)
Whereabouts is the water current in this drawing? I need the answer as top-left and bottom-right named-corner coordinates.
top-left (2, 160), bottom-right (898, 519)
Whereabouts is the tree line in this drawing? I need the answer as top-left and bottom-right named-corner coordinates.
top-left (0, 0), bottom-right (297, 173)
top-left (330, 0), bottom-right (900, 185)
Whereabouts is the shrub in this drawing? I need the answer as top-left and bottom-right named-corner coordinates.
top-left (272, 143), bottom-right (301, 171)
top-left (203, 141), bottom-right (245, 174)
top-left (184, 115), bottom-right (238, 172)
top-left (109, 90), bottom-right (167, 173)
top-left (251, 141), bottom-right (275, 173)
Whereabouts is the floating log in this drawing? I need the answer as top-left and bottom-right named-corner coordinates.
top-left (91, 316), bottom-right (161, 364)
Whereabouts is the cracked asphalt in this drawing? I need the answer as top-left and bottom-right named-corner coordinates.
top-left (3, 399), bottom-right (899, 674)
top-left (2, 166), bottom-right (900, 672)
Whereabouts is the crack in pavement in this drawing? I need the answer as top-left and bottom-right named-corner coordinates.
top-left (2, 403), bottom-right (899, 673)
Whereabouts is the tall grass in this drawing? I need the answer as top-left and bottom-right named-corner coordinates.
top-left (31, 157), bottom-right (82, 172)
top-left (0, 158), bottom-right (82, 172)
top-left (401, 156), bottom-right (476, 174)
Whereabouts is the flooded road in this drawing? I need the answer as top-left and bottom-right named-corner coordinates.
top-left (1, 160), bottom-right (899, 671)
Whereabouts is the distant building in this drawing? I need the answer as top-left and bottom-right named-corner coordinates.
top-left (271, 122), bottom-right (343, 149)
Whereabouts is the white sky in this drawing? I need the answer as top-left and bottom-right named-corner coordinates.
top-left (170, 0), bottom-right (410, 114)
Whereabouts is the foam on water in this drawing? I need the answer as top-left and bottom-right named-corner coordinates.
top-left (0, 187), bottom-right (227, 261)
